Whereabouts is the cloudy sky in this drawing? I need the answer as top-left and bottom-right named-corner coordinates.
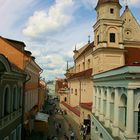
top-left (0, 0), bottom-right (140, 80)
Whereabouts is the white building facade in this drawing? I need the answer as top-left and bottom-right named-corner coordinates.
top-left (91, 0), bottom-right (140, 140)
top-left (91, 66), bottom-right (140, 140)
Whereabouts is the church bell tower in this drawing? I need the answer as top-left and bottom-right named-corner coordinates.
top-left (93, 0), bottom-right (125, 75)
top-left (94, 0), bottom-right (123, 49)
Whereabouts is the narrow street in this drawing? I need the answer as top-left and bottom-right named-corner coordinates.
top-left (27, 99), bottom-right (82, 140)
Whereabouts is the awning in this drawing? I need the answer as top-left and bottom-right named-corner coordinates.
top-left (35, 112), bottom-right (49, 122)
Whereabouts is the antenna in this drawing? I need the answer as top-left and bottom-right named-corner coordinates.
top-left (66, 61), bottom-right (69, 71)
top-left (75, 44), bottom-right (77, 51)
top-left (88, 35), bottom-right (91, 44)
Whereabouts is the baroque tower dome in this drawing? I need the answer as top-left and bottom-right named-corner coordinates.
top-left (96, 0), bottom-right (121, 9)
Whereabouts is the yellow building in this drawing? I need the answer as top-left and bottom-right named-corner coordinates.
top-left (61, 1), bottom-right (140, 140)
top-left (61, 42), bottom-right (94, 126)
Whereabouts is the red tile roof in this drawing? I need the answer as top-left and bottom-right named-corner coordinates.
top-left (80, 102), bottom-right (92, 111)
top-left (55, 79), bottom-right (68, 93)
top-left (61, 101), bottom-right (80, 117)
top-left (125, 47), bottom-right (140, 66)
top-left (75, 42), bottom-right (94, 60)
top-left (68, 68), bottom-right (92, 80)
top-left (1, 36), bottom-right (25, 52)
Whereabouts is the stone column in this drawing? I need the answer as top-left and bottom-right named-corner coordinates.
top-left (126, 89), bottom-right (134, 136)
top-left (95, 87), bottom-right (99, 116)
top-left (92, 86), bottom-right (96, 114)
top-left (105, 87), bottom-right (111, 127)
top-left (99, 87), bottom-right (104, 121)
top-left (112, 87), bottom-right (119, 136)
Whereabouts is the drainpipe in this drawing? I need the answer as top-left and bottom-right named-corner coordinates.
top-left (21, 74), bottom-right (31, 140)
top-left (79, 79), bottom-right (82, 105)
top-left (38, 69), bottom-right (43, 110)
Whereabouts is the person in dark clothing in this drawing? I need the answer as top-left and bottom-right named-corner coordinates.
top-left (64, 133), bottom-right (69, 140)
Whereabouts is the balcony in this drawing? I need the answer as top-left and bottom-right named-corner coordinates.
top-left (0, 108), bottom-right (22, 129)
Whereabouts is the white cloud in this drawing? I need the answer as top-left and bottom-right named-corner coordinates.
top-left (128, 0), bottom-right (140, 5)
top-left (0, 0), bottom-right (35, 37)
top-left (23, 0), bottom-right (74, 38)
top-left (80, 0), bottom-right (97, 10)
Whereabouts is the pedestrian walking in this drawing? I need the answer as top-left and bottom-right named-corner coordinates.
top-left (52, 136), bottom-right (58, 140)
top-left (82, 125), bottom-right (87, 140)
top-left (70, 131), bottom-right (75, 140)
top-left (55, 122), bottom-right (59, 135)
top-left (59, 123), bottom-right (61, 129)
top-left (64, 133), bottom-right (69, 140)
top-left (80, 125), bottom-right (84, 136)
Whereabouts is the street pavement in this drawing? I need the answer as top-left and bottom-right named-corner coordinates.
top-left (26, 100), bottom-right (90, 140)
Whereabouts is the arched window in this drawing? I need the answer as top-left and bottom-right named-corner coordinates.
top-left (138, 103), bottom-right (140, 133)
top-left (13, 86), bottom-right (17, 111)
top-left (3, 87), bottom-right (10, 116)
top-left (119, 94), bottom-right (127, 128)
top-left (110, 92), bottom-right (115, 121)
top-left (103, 90), bottom-right (107, 116)
top-left (64, 97), bottom-right (67, 102)
top-left (19, 87), bottom-right (23, 107)
top-left (100, 133), bottom-right (103, 139)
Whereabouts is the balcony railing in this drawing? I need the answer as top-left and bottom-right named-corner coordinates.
top-left (0, 108), bottom-right (22, 129)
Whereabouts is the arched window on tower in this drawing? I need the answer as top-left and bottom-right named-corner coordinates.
top-left (110, 33), bottom-right (115, 43)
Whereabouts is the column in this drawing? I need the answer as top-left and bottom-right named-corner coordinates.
top-left (95, 87), bottom-right (99, 116)
top-left (126, 89), bottom-right (134, 136)
top-left (105, 87), bottom-right (111, 127)
top-left (112, 88), bottom-right (119, 136)
top-left (99, 87), bottom-right (104, 121)
top-left (92, 86), bottom-right (96, 114)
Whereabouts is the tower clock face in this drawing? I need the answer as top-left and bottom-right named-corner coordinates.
top-left (124, 29), bottom-right (132, 39)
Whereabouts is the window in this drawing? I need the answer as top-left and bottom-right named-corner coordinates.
top-left (100, 133), bottom-right (103, 139)
top-left (97, 35), bottom-right (99, 44)
top-left (19, 88), bottom-right (22, 107)
top-left (138, 103), bottom-right (140, 133)
top-left (110, 33), bottom-right (115, 42)
top-left (11, 130), bottom-right (16, 140)
top-left (83, 62), bottom-right (85, 70)
top-left (71, 89), bottom-right (73, 94)
top-left (110, 8), bottom-right (114, 14)
top-left (3, 87), bottom-right (10, 116)
top-left (78, 64), bottom-right (80, 72)
top-left (13, 87), bottom-right (17, 111)
top-left (17, 125), bottom-right (21, 140)
top-left (87, 59), bottom-right (90, 68)
top-left (75, 89), bottom-right (77, 95)
top-left (64, 97), bottom-right (67, 102)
